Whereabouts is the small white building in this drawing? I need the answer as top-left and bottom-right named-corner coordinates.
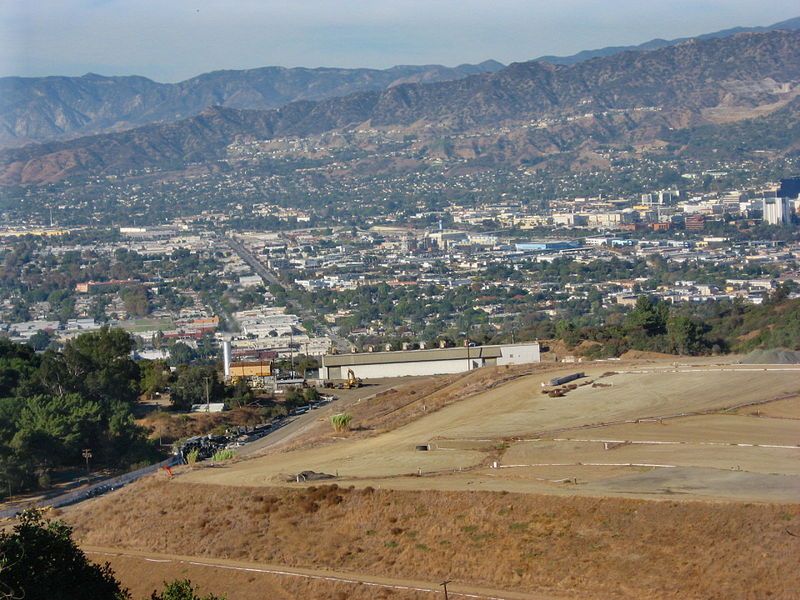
top-left (321, 342), bottom-right (540, 380)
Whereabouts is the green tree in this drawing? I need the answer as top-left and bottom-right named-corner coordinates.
top-left (120, 286), bottom-right (150, 317)
top-left (168, 342), bottom-right (198, 367)
top-left (27, 330), bottom-right (53, 352)
top-left (12, 394), bottom-right (103, 468)
top-left (667, 315), bottom-right (706, 355)
top-left (226, 378), bottom-right (254, 409)
top-left (140, 360), bottom-right (172, 399)
top-left (0, 508), bottom-right (130, 600)
top-left (625, 296), bottom-right (668, 337)
top-left (150, 579), bottom-right (225, 600)
top-left (170, 366), bottom-right (223, 411)
top-left (0, 339), bottom-right (39, 397)
top-left (41, 326), bottom-right (141, 406)
top-left (303, 387), bottom-right (320, 404)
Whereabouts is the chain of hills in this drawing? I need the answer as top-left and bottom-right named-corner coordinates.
top-left (2, 23), bottom-right (800, 185)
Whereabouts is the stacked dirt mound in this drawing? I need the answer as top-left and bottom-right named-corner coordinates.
top-left (740, 348), bottom-right (800, 364)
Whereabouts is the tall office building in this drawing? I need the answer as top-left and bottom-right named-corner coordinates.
top-left (762, 197), bottom-right (793, 225)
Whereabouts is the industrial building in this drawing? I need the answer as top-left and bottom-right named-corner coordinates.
top-left (515, 241), bottom-right (579, 252)
top-left (222, 341), bottom-right (274, 388)
top-left (321, 342), bottom-right (540, 380)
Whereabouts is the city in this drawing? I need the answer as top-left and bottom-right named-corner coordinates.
top-left (1, 3), bottom-right (800, 600)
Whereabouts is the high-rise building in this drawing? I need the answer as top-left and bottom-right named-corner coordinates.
top-left (778, 177), bottom-right (800, 200)
top-left (762, 197), bottom-right (793, 225)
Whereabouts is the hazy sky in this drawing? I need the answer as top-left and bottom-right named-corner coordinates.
top-left (1, 0), bottom-right (798, 82)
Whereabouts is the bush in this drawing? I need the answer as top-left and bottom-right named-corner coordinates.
top-left (211, 449), bottom-right (235, 462)
top-left (330, 413), bottom-right (353, 432)
top-left (185, 448), bottom-right (200, 466)
top-left (150, 579), bottom-right (225, 600)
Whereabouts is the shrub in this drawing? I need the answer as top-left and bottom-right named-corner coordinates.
top-left (185, 448), bottom-right (200, 466)
top-left (212, 449), bottom-right (236, 462)
top-left (330, 413), bottom-right (353, 432)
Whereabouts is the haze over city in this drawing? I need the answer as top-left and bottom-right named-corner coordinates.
top-left (1, 0), bottom-right (799, 80)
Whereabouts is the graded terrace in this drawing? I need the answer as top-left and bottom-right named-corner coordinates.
top-left (63, 356), bottom-right (800, 600)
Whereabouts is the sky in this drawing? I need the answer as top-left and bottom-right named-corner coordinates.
top-left (1, 0), bottom-right (798, 82)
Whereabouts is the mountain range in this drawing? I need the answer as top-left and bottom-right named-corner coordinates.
top-left (533, 15), bottom-right (800, 65)
top-left (2, 29), bottom-right (800, 186)
top-left (0, 61), bottom-right (504, 148)
top-left (2, 16), bottom-right (798, 152)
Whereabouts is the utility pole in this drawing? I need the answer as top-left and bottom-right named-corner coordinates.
top-left (204, 376), bottom-right (211, 412)
top-left (440, 580), bottom-right (451, 600)
top-left (82, 448), bottom-right (92, 474)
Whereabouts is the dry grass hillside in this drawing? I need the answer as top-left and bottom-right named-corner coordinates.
top-left (93, 553), bottom-right (426, 600)
top-left (139, 407), bottom-right (265, 443)
top-left (67, 478), bottom-right (800, 600)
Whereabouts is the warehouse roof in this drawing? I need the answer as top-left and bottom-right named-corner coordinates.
top-left (322, 342), bottom-right (537, 367)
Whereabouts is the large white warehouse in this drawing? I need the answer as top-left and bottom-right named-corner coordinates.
top-left (321, 342), bottom-right (540, 380)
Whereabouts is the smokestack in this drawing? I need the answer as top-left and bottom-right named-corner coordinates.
top-left (223, 341), bottom-right (232, 379)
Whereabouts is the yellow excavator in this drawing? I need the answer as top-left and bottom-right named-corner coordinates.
top-left (342, 368), bottom-right (363, 389)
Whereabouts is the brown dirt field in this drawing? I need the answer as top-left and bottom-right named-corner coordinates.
top-left (66, 478), bottom-right (800, 600)
top-left (577, 413), bottom-right (800, 446)
top-left (275, 362), bottom-right (559, 453)
top-left (178, 364), bottom-right (800, 501)
top-left (736, 396), bottom-right (800, 420)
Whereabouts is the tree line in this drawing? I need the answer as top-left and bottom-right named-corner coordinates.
top-left (0, 327), bottom-right (158, 497)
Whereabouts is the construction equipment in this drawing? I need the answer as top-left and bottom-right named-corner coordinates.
top-left (343, 368), bottom-right (363, 389)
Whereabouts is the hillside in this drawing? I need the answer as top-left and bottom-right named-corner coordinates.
top-left (0, 61), bottom-right (504, 148)
top-left (534, 15), bottom-right (800, 65)
top-left (67, 478), bottom-right (800, 599)
top-left (2, 30), bottom-right (799, 185)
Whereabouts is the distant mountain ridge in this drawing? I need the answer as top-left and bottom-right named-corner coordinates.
top-left (2, 30), bottom-right (799, 185)
top-left (534, 15), bottom-right (800, 65)
top-left (0, 61), bottom-right (504, 148)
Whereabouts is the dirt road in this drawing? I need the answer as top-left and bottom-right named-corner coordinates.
top-left (84, 546), bottom-right (563, 600)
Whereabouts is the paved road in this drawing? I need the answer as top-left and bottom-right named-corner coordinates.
top-left (84, 546), bottom-right (558, 600)
top-left (239, 382), bottom-right (402, 457)
top-left (0, 456), bottom-right (180, 519)
top-left (223, 234), bottom-right (282, 287)
top-left (237, 412), bottom-right (312, 457)
top-left (223, 233), bottom-right (351, 352)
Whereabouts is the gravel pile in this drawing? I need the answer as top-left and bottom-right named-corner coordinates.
top-left (739, 348), bottom-right (800, 364)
